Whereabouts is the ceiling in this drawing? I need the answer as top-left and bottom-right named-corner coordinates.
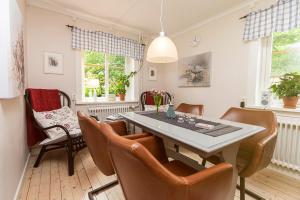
top-left (35, 0), bottom-right (248, 35)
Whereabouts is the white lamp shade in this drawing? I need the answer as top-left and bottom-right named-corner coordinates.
top-left (146, 32), bottom-right (178, 63)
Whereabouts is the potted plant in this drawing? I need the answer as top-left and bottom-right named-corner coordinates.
top-left (115, 72), bottom-right (136, 101)
top-left (270, 72), bottom-right (300, 109)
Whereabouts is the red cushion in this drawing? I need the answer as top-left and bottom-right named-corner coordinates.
top-left (28, 89), bottom-right (61, 111)
top-left (26, 88), bottom-right (62, 146)
top-left (144, 91), bottom-right (168, 105)
top-left (145, 92), bottom-right (155, 105)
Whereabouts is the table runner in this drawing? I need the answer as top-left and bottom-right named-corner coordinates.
top-left (138, 111), bottom-right (241, 137)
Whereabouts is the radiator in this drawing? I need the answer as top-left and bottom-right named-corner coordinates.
top-left (87, 102), bottom-right (140, 121)
top-left (272, 115), bottom-right (300, 172)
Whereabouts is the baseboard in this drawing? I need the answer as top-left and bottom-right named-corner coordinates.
top-left (13, 153), bottom-right (31, 200)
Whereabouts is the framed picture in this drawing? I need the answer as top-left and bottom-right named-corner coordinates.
top-left (148, 67), bottom-right (157, 81)
top-left (44, 52), bottom-right (64, 74)
top-left (178, 52), bottom-right (211, 87)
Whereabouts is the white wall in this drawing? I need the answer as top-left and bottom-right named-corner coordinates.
top-left (0, 0), bottom-right (29, 199)
top-left (0, 97), bottom-right (28, 200)
top-left (142, 61), bottom-right (169, 91)
top-left (156, 5), bottom-right (267, 117)
top-left (26, 6), bottom-right (151, 104)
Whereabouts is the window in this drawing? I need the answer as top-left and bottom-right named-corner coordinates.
top-left (271, 29), bottom-right (300, 83)
top-left (82, 51), bottom-right (135, 101)
top-left (258, 28), bottom-right (300, 106)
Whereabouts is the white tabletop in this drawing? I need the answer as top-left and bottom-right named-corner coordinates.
top-left (120, 112), bottom-right (265, 154)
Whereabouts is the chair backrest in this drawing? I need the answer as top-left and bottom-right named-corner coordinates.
top-left (140, 91), bottom-right (171, 110)
top-left (106, 124), bottom-right (233, 200)
top-left (25, 88), bottom-right (70, 112)
top-left (221, 107), bottom-right (277, 177)
top-left (175, 103), bottom-right (204, 115)
top-left (77, 111), bottom-right (115, 176)
top-left (25, 88), bottom-right (71, 147)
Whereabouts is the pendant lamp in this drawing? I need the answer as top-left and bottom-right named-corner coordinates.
top-left (146, 0), bottom-right (178, 63)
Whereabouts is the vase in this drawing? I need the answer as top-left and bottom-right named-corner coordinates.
top-left (156, 105), bottom-right (160, 113)
top-left (166, 104), bottom-right (176, 118)
top-left (283, 96), bottom-right (299, 109)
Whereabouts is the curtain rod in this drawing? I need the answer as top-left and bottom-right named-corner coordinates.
top-left (239, 15), bottom-right (248, 20)
top-left (65, 24), bottom-right (146, 46)
top-left (66, 24), bottom-right (74, 28)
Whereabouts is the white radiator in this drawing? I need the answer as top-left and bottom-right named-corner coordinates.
top-left (272, 115), bottom-right (300, 172)
top-left (87, 102), bottom-right (140, 121)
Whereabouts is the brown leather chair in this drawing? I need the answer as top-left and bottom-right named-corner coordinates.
top-left (202, 107), bottom-right (277, 200)
top-left (174, 103), bottom-right (204, 152)
top-left (77, 112), bottom-right (150, 200)
top-left (102, 122), bottom-right (234, 200)
top-left (175, 103), bottom-right (204, 115)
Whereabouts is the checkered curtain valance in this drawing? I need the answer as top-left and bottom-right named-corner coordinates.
top-left (243, 0), bottom-right (300, 41)
top-left (71, 27), bottom-right (145, 60)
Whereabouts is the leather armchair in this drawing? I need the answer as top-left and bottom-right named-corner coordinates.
top-left (102, 122), bottom-right (234, 200)
top-left (77, 112), bottom-right (150, 200)
top-left (202, 107), bottom-right (277, 200)
top-left (175, 103), bottom-right (204, 115)
top-left (174, 103), bottom-right (204, 152)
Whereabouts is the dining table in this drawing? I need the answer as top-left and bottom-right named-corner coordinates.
top-left (120, 111), bottom-right (265, 200)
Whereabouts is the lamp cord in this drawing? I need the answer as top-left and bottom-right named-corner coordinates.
top-left (160, 0), bottom-right (165, 32)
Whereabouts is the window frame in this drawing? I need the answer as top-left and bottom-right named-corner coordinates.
top-left (257, 34), bottom-right (300, 108)
top-left (76, 51), bottom-right (137, 103)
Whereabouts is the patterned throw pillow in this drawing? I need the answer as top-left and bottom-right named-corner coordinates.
top-left (144, 105), bottom-right (168, 111)
top-left (33, 106), bottom-right (80, 139)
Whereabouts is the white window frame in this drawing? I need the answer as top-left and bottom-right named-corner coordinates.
top-left (75, 51), bottom-right (138, 103)
top-left (256, 35), bottom-right (300, 108)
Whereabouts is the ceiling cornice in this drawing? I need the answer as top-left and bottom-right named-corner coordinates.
top-left (27, 0), bottom-right (152, 37)
top-left (171, 0), bottom-right (258, 38)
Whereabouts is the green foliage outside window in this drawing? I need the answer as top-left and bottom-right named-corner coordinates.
top-left (83, 51), bottom-right (126, 97)
top-left (84, 51), bottom-right (105, 97)
top-left (272, 28), bottom-right (300, 78)
top-left (108, 55), bottom-right (126, 94)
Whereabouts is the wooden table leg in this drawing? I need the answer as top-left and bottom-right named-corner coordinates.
top-left (222, 143), bottom-right (240, 200)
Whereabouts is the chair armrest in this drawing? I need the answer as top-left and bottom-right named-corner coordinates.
top-left (42, 124), bottom-right (72, 139)
top-left (240, 131), bottom-right (277, 177)
top-left (107, 121), bottom-right (128, 136)
top-left (134, 136), bottom-right (168, 163)
top-left (184, 163), bottom-right (233, 199)
top-left (124, 133), bottom-right (151, 140)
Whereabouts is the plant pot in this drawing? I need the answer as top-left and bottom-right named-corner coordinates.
top-left (283, 96), bottom-right (299, 109)
top-left (119, 94), bottom-right (125, 101)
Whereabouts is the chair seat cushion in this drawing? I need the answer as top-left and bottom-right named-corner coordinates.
top-left (163, 160), bottom-right (198, 177)
top-left (40, 128), bottom-right (82, 145)
top-left (33, 106), bottom-right (80, 139)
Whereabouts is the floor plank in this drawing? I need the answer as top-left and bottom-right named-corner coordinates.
top-left (19, 147), bottom-right (300, 200)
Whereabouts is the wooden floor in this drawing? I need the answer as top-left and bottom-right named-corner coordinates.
top-left (18, 147), bottom-right (300, 200)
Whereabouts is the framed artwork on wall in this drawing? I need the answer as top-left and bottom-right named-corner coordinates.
top-left (0, 0), bottom-right (25, 98)
top-left (44, 52), bottom-right (64, 74)
top-left (178, 52), bottom-right (212, 87)
top-left (148, 67), bottom-right (157, 81)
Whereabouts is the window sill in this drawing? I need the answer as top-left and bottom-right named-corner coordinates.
top-left (246, 105), bottom-right (300, 114)
top-left (76, 100), bottom-right (139, 106)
